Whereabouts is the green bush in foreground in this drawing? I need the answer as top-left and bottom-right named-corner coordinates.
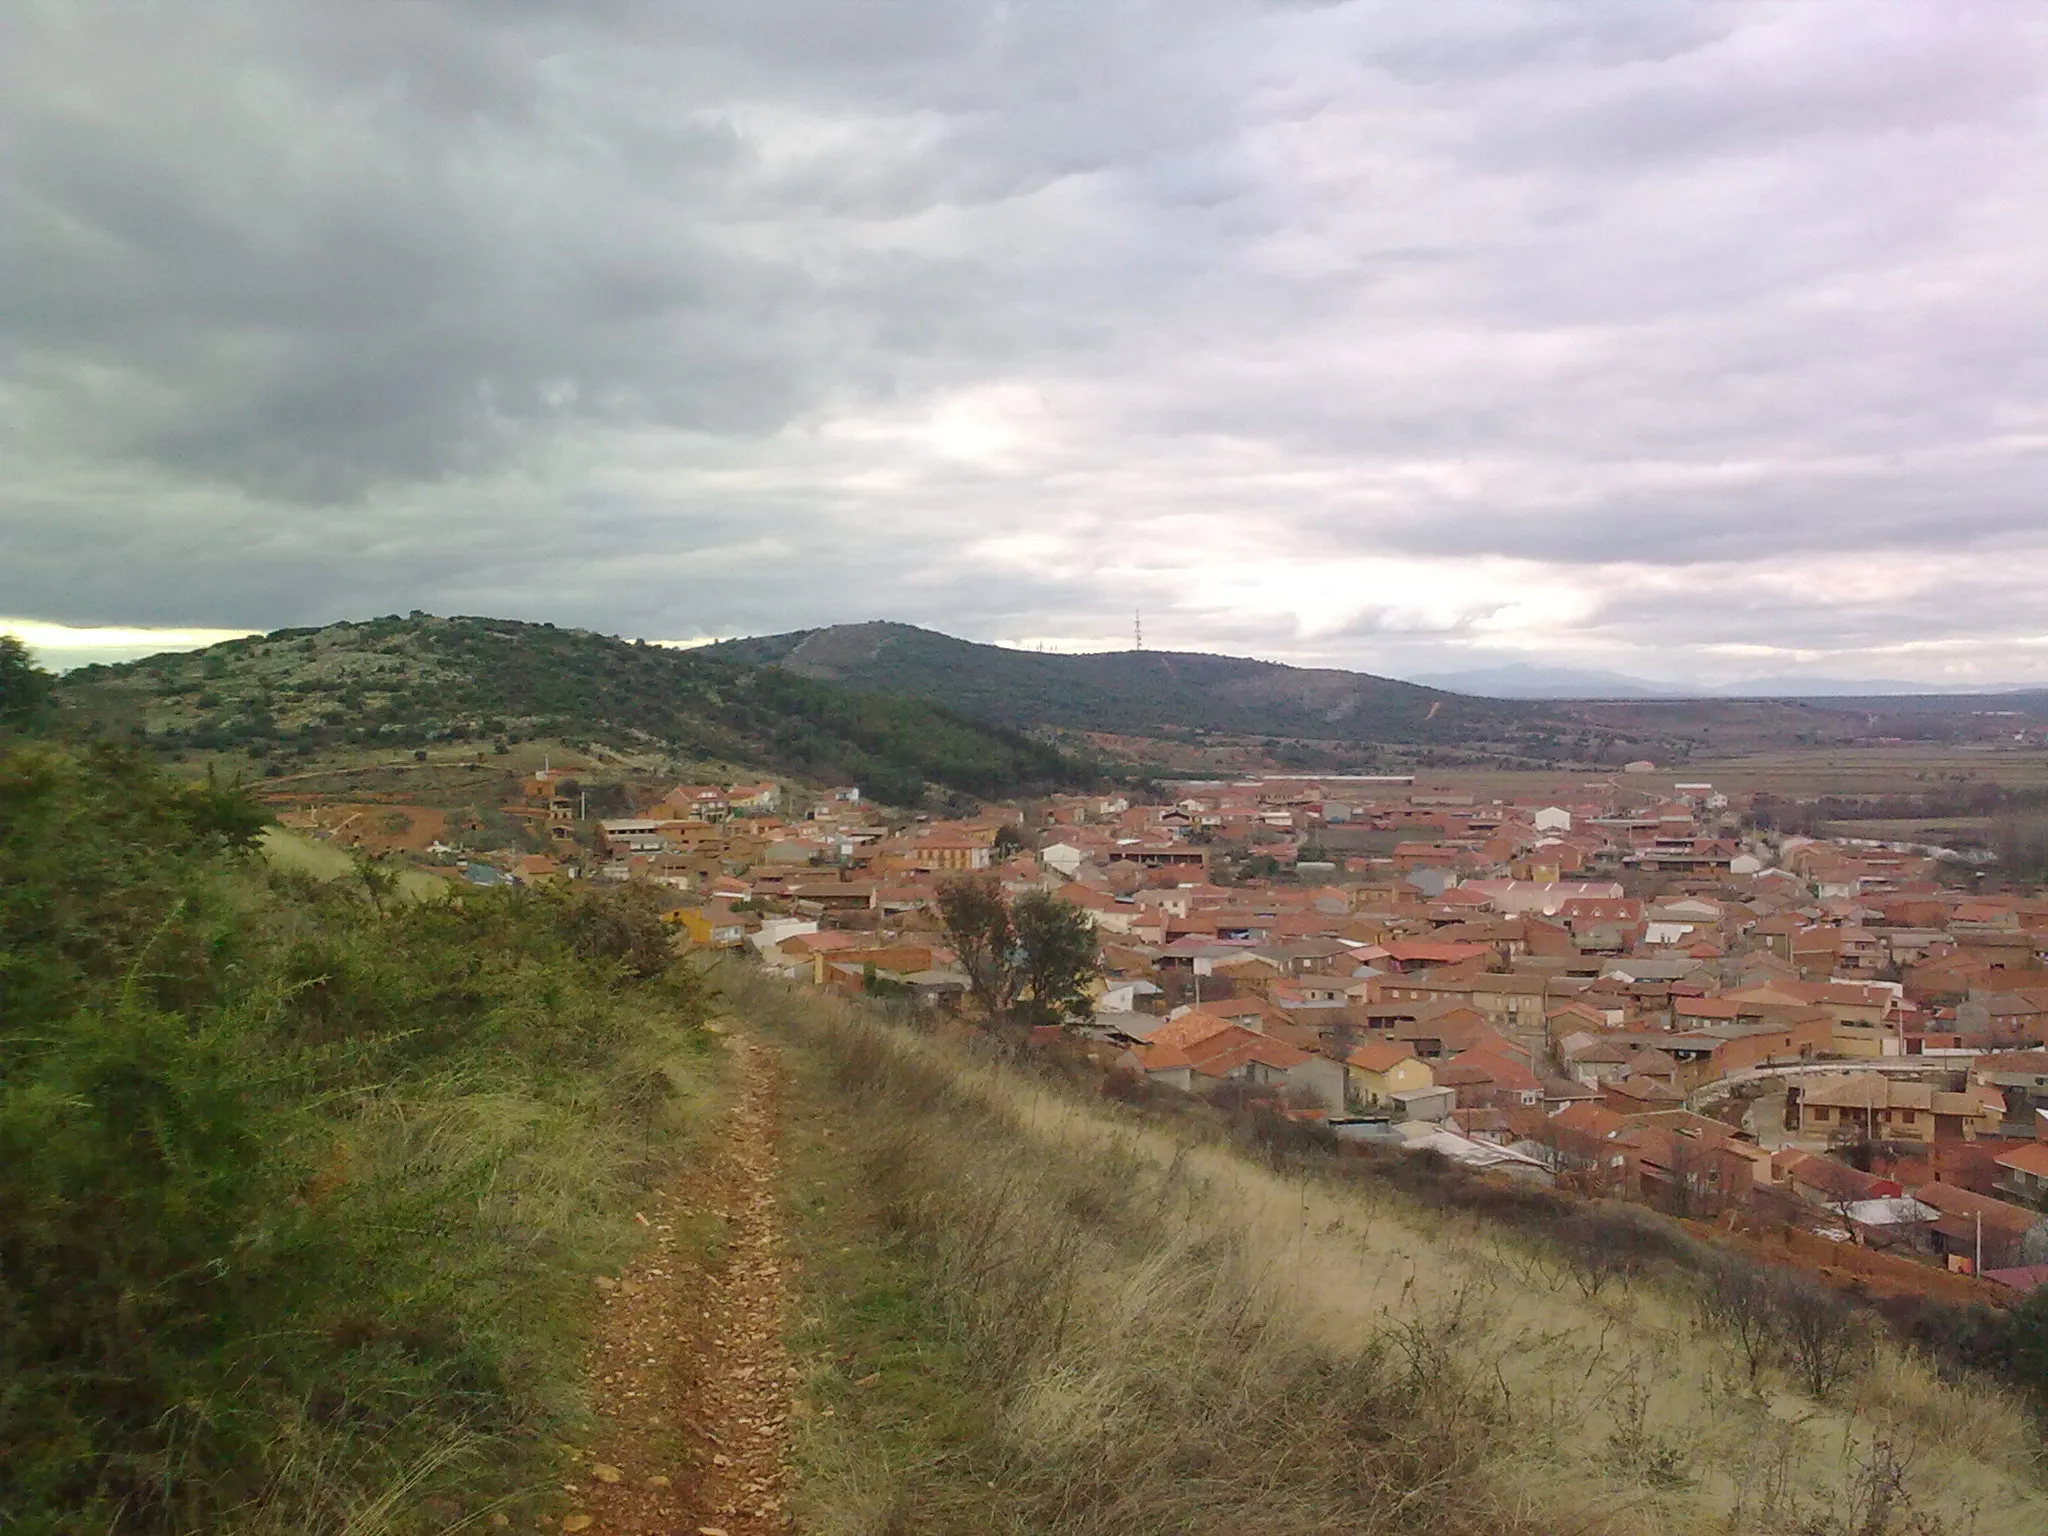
top-left (0, 742), bottom-right (716, 1535)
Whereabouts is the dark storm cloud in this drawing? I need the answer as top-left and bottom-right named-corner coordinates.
top-left (1, 11), bottom-right (819, 500)
top-left (3, 0), bottom-right (2045, 684)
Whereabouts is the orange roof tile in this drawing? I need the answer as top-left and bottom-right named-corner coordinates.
top-left (1346, 1042), bottom-right (1420, 1074)
top-left (1994, 1142), bottom-right (2048, 1178)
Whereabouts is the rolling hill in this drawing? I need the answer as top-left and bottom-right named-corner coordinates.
top-left (1409, 660), bottom-right (2040, 701)
top-left (705, 622), bottom-right (1537, 745)
top-left (57, 616), bottom-right (2048, 797)
top-left (53, 614), bottom-right (1091, 804)
top-left (708, 622), bottom-right (2048, 763)
top-left (1405, 661), bottom-right (1689, 699)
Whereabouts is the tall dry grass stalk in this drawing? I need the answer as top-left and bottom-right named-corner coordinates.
top-left (720, 966), bottom-right (2048, 1536)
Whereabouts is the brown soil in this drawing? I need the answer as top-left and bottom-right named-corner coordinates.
top-left (278, 802), bottom-right (449, 853)
top-left (564, 1034), bottom-right (794, 1536)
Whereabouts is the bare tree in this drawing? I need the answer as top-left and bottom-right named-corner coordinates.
top-left (1774, 1274), bottom-right (1868, 1399)
top-left (1700, 1258), bottom-right (1780, 1384)
top-left (1660, 1134), bottom-right (1727, 1220)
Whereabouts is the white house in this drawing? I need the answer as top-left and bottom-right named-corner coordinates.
top-left (1040, 841), bottom-right (1086, 877)
top-left (752, 917), bottom-right (820, 951)
top-left (1096, 979), bottom-right (1161, 1015)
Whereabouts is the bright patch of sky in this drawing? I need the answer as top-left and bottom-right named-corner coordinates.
top-left (3, 621), bottom-right (259, 673)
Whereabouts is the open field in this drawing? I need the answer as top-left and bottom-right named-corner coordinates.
top-left (259, 825), bottom-right (449, 901)
top-left (1824, 818), bottom-right (1998, 849)
top-left (1208, 744), bottom-right (2048, 809)
top-left (1683, 748), bottom-right (2048, 801)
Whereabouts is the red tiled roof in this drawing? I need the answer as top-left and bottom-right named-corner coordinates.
top-left (1994, 1142), bottom-right (2048, 1178)
top-left (1147, 1010), bottom-right (1241, 1051)
top-left (1347, 1042), bottom-right (1419, 1074)
top-left (1552, 1102), bottom-right (1628, 1139)
top-left (1444, 1047), bottom-right (1539, 1093)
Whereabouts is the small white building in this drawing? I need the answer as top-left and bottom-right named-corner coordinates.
top-left (1040, 841), bottom-right (1086, 877)
top-left (1096, 979), bottom-right (1162, 1015)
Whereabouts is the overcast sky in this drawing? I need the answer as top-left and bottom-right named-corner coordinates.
top-left (4, 1), bottom-right (2045, 684)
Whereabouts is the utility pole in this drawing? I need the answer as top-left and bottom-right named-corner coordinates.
top-left (1134, 609), bottom-right (1143, 651)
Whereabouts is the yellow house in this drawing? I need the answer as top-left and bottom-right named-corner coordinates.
top-left (665, 901), bottom-right (748, 949)
top-left (1729, 981), bottom-right (1895, 1057)
top-left (1829, 1016), bottom-right (1893, 1059)
top-left (1346, 1043), bottom-right (1434, 1108)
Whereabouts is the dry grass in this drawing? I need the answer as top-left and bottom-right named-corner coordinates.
top-left (719, 967), bottom-right (2048, 1536)
top-left (259, 825), bottom-right (447, 901)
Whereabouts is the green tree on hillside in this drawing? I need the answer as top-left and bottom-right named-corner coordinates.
top-left (938, 875), bottom-right (1016, 1020)
top-left (1011, 888), bottom-right (1098, 1026)
top-left (1, 636), bottom-right (54, 730)
top-left (937, 878), bottom-right (1097, 1026)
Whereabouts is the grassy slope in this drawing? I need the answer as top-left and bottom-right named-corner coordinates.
top-left (261, 826), bottom-right (448, 901)
top-left (729, 972), bottom-right (2047, 1536)
top-left (0, 741), bottom-right (728, 1535)
top-left (54, 614), bottom-right (1091, 803)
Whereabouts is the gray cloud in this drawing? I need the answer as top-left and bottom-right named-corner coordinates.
top-left (3, 0), bottom-right (2045, 685)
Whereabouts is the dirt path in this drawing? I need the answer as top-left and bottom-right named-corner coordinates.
top-left (566, 1034), bottom-right (794, 1536)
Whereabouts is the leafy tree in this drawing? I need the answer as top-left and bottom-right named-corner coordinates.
top-left (0, 635), bottom-right (54, 731)
top-left (938, 875), bottom-right (1016, 1020)
top-left (186, 765), bottom-right (271, 851)
top-left (545, 879), bottom-right (680, 979)
top-left (1011, 888), bottom-right (1098, 1027)
top-left (937, 877), bottom-right (1096, 1026)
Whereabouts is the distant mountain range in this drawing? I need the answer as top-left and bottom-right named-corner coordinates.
top-left (1407, 661), bottom-right (2025, 700)
top-left (1403, 663), bottom-right (1689, 699)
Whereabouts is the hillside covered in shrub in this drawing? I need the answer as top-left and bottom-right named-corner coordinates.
top-left (707, 620), bottom-right (1536, 746)
top-left (0, 735), bottom-right (722, 1534)
top-left (54, 614), bottom-right (1092, 805)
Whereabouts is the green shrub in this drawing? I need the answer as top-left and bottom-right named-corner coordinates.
top-left (0, 742), bottom-right (718, 1534)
